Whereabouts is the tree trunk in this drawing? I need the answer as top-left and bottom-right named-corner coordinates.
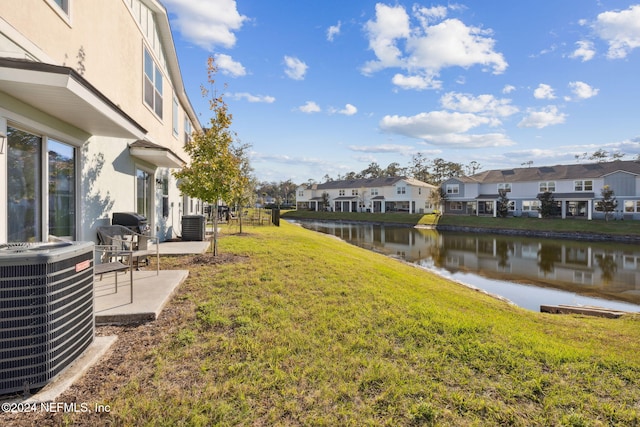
top-left (212, 205), bottom-right (219, 255)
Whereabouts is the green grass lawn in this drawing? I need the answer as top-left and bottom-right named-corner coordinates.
top-left (70, 222), bottom-right (640, 425)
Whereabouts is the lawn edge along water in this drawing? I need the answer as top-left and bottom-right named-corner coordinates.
top-left (283, 210), bottom-right (640, 242)
top-left (76, 221), bottom-right (640, 426)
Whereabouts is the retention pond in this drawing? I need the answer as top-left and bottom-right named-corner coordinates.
top-left (290, 220), bottom-right (640, 313)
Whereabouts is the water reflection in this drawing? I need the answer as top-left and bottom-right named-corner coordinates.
top-left (292, 221), bottom-right (640, 312)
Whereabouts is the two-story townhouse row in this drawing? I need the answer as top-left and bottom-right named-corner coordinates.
top-left (0, 0), bottom-right (204, 244)
top-left (296, 177), bottom-right (437, 214)
top-left (441, 160), bottom-right (640, 220)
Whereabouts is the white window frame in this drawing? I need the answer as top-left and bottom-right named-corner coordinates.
top-left (339, 189), bottom-right (345, 196)
top-left (351, 189), bottom-right (358, 196)
top-left (397, 186), bottom-right (406, 195)
top-left (371, 188), bottom-right (378, 196)
top-left (498, 183), bottom-right (512, 192)
top-left (574, 180), bottom-right (593, 192)
top-left (624, 200), bottom-right (640, 213)
top-left (184, 117), bottom-right (192, 144)
top-left (539, 181), bottom-right (556, 192)
top-left (449, 201), bottom-right (463, 211)
top-left (446, 184), bottom-right (459, 195)
top-left (172, 96), bottom-right (179, 136)
top-left (144, 47), bottom-right (163, 119)
top-left (522, 200), bottom-right (540, 211)
top-left (45, 0), bottom-right (72, 23)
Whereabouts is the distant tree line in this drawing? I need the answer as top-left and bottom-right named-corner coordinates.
top-left (323, 153), bottom-right (483, 187)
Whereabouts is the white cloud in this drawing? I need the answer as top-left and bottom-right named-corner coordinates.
top-left (298, 101), bottom-right (321, 113)
top-left (518, 106), bottom-right (566, 129)
top-left (362, 4), bottom-right (411, 74)
top-left (327, 21), bottom-right (341, 42)
top-left (214, 53), bottom-right (246, 77)
top-left (568, 81), bottom-right (599, 100)
top-left (413, 5), bottom-right (448, 27)
top-left (163, 0), bottom-right (247, 50)
top-left (378, 110), bottom-right (514, 147)
top-left (502, 84), bottom-right (516, 94)
top-left (348, 144), bottom-right (415, 155)
top-left (229, 92), bottom-right (275, 103)
top-left (338, 104), bottom-right (358, 116)
top-left (284, 56), bottom-right (308, 80)
top-left (427, 133), bottom-right (516, 148)
top-left (392, 73), bottom-right (441, 90)
top-left (440, 92), bottom-right (518, 117)
top-left (593, 4), bottom-right (640, 59)
top-left (570, 40), bottom-right (596, 61)
top-left (380, 111), bottom-right (490, 137)
top-left (533, 84), bottom-right (556, 100)
top-left (362, 4), bottom-right (507, 90)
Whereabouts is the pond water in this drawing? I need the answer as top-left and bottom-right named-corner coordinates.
top-left (289, 220), bottom-right (640, 313)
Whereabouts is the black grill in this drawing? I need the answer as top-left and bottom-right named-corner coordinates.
top-left (112, 212), bottom-right (150, 234)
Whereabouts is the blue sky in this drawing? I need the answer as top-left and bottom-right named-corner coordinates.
top-left (163, 0), bottom-right (640, 183)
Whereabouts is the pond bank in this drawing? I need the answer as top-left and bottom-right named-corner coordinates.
top-left (283, 213), bottom-right (640, 244)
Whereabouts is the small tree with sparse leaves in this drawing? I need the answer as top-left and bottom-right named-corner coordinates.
top-left (497, 189), bottom-right (510, 218)
top-left (597, 185), bottom-right (618, 221)
top-left (537, 191), bottom-right (557, 218)
top-left (173, 56), bottom-right (242, 255)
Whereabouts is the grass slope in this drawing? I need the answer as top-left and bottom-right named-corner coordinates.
top-left (73, 223), bottom-right (640, 425)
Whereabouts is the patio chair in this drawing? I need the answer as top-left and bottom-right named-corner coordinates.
top-left (96, 224), bottom-right (160, 275)
top-left (94, 244), bottom-right (133, 303)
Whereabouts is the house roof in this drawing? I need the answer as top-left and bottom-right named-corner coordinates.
top-left (0, 57), bottom-right (147, 139)
top-left (311, 176), bottom-right (434, 190)
top-left (129, 140), bottom-right (185, 168)
top-left (467, 160), bottom-right (640, 183)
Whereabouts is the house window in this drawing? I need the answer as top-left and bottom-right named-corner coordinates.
top-left (161, 177), bottom-right (169, 218)
top-left (7, 127), bottom-right (76, 241)
top-left (574, 180), bottom-right (593, 192)
top-left (522, 200), bottom-right (540, 211)
top-left (449, 201), bottom-right (463, 211)
top-left (54, 0), bottom-right (68, 11)
top-left (339, 190), bottom-right (345, 196)
top-left (446, 184), bottom-right (459, 194)
top-left (136, 168), bottom-right (151, 219)
top-left (498, 183), bottom-right (511, 192)
top-left (172, 96), bottom-right (179, 136)
top-left (184, 117), bottom-right (192, 144)
top-left (298, 190), bottom-right (304, 197)
top-left (624, 200), bottom-right (640, 213)
top-left (352, 189), bottom-right (358, 196)
top-left (48, 0), bottom-right (69, 14)
top-left (371, 188), bottom-right (378, 196)
top-left (539, 181), bottom-right (555, 192)
top-left (48, 140), bottom-right (76, 238)
top-left (144, 47), bottom-right (163, 118)
top-left (397, 186), bottom-right (406, 194)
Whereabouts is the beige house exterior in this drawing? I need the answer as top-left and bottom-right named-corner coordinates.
top-left (296, 177), bottom-right (437, 214)
top-left (0, 0), bottom-right (203, 244)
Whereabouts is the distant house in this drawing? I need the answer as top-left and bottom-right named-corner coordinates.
top-left (296, 177), bottom-right (437, 214)
top-left (0, 0), bottom-right (203, 244)
top-left (440, 160), bottom-right (640, 220)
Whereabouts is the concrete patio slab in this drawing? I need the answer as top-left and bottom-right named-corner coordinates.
top-left (94, 269), bottom-right (189, 325)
